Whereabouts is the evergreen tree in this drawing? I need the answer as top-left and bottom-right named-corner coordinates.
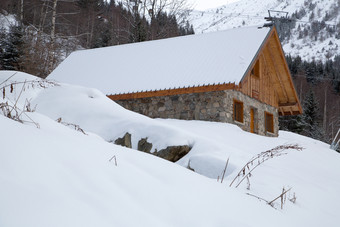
top-left (279, 115), bottom-right (304, 134)
top-left (332, 55), bottom-right (340, 93)
top-left (134, 15), bottom-right (147, 42)
top-left (0, 28), bottom-right (6, 69)
top-left (300, 90), bottom-right (324, 140)
top-left (305, 60), bottom-right (317, 84)
top-left (0, 25), bottom-right (24, 71)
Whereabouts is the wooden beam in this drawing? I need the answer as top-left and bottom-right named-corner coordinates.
top-left (279, 102), bottom-right (297, 107)
top-left (278, 105), bottom-right (301, 116)
top-left (279, 107), bottom-right (285, 116)
top-left (279, 111), bottom-right (301, 116)
top-left (108, 83), bottom-right (237, 100)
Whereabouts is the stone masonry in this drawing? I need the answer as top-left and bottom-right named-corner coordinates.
top-left (115, 90), bottom-right (279, 136)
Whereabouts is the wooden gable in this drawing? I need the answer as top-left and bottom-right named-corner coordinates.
top-left (238, 26), bottom-right (302, 116)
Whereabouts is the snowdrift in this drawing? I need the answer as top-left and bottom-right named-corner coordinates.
top-left (1, 71), bottom-right (340, 227)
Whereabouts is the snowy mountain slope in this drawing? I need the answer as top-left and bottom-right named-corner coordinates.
top-left (188, 0), bottom-right (340, 62)
top-left (188, 0), bottom-right (240, 10)
top-left (1, 71), bottom-right (340, 226)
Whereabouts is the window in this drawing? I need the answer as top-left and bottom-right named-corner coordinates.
top-left (251, 60), bottom-right (260, 100)
top-left (233, 100), bottom-right (244, 123)
top-left (265, 112), bottom-right (274, 133)
top-left (251, 60), bottom-right (260, 78)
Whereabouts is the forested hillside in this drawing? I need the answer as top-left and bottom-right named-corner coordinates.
top-left (0, 0), bottom-right (193, 77)
top-left (280, 55), bottom-right (340, 144)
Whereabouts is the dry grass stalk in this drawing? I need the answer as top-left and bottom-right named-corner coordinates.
top-left (246, 176), bottom-right (251, 190)
top-left (268, 187), bottom-right (291, 209)
top-left (56, 117), bottom-right (88, 135)
top-left (247, 187), bottom-right (295, 210)
top-left (0, 72), bottom-right (18, 87)
top-left (229, 144), bottom-right (303, 188)
top-left (1, 74), bottom-right (58, 128)
top-left (1, 79), bottom-right (58, 93)
top-left (0, 100), bottom-right (40, 128)
top-left (246, 193), bottom-right (270, 204)
top-left (220, 157), bottom-right (229, 184)
top-left (289, 192), bottom-right (297, 203)
top-left (109, 155), bottom-right (118, 166)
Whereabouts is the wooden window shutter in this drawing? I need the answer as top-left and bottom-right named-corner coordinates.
top-left (265, 112), bottom-right (274, 133)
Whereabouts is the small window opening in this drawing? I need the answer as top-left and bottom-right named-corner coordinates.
top-left (251, 60), bottom-right (260, 78)
top-left (233, 100), bottom-right (244, 123)
top-left (265, 112), bottom-right (274, 133)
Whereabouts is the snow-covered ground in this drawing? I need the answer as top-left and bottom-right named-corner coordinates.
top-left (1, 71), bottom-right (340, 227)
top-left (188, 0), bottom-right (340, 62)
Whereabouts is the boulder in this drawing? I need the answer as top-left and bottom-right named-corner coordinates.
top-left (155, 145), bottom-right (191, 162)
top-left (138, 138), bottom-right (153, 153)
top-left (114, 132), bottom-right (132, 148)
top-left (114, 132), bottom-right (191, 163)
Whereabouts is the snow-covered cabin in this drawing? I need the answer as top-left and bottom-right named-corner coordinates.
top-left (48, 26), bottom-right (302, 137)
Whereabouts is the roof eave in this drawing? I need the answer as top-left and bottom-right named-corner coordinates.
top-left (108, 83), bottom-right (237, 100)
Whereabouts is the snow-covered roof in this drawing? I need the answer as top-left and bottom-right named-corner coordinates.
top-left (48, 26), bottom-right (272, 95)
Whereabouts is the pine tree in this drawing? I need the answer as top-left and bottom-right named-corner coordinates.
top-left (279, 114), bottom-right (304, 134)
top-left (305, 60), bottom-right (317, 84)
top-left (300, 90), bottom-right (324, 140)
top-left (0, 25), bottom-right (24, 71)
top-left (332, 55), bottom-right (340, 93)
top-left (0, 28), bottom-right (6, 69)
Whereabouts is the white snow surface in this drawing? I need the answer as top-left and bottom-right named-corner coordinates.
top-left (1, 71), bottom-right (340, 227)
top-left (188, 0), bottom-right (241, 10)
top-left (48, 26), bottom-right (271, 95)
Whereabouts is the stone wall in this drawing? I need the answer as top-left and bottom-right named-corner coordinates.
top-left (115, 90), bottom-right (279, 136)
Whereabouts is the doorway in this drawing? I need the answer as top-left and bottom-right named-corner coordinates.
top-left (250, 108), bottom-right (257, 133)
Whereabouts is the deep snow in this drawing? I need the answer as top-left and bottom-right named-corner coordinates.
top-left (1, 71), bottom-right (340, 227)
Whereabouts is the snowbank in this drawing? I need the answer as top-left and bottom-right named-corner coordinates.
top-left (1, 71), bottom-right (340, 227)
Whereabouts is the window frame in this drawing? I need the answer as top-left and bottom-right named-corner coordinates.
top-left (233, 99), bottom-right (244, 123)
top-left (264, 112), bottom-right (274, 133)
